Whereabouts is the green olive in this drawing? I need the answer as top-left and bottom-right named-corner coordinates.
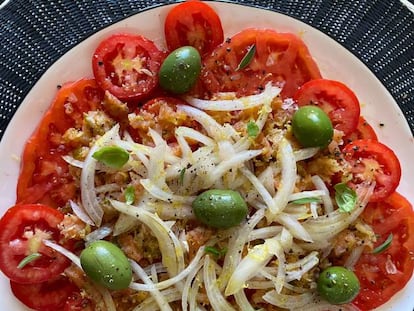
top-left (317, 266), bottom-right (360, 304)
top-left (159, 46), bottom-right (201, 94)
top-left (80, 240), bottom-right (132, 290)
top-left (292, 105), bottom-right (333, 147)
top-left (192, 189), bottom-right (248, 229)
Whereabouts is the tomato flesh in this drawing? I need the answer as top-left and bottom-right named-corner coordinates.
top-left (201, 28), bottom-right (321, 99)
top-left (164, 0), bottom-right (224, 55)
top-left (294, 79), bottom-right (360, 136)
top-left (343, 139), bottom-right (401, 202)
top-left (11, 276), bottom-right (78, 311)
top-left (353, 192), bottom-right (414, 310)
top-left (16, 79), bottom-right (104, 207)
top-left (343, 116), bottom-right (378, 144)
top-left (92, 33), bottom-right (164, 101)
top-left (0, 204), bottom-right (70, 284)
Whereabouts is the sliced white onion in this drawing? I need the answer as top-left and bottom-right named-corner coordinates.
top-left (240, 166), bottom-right (274, 209)
top-left (267, 138), bottom-right (297, 217)
top-left (132, 287), bottom-right (181, 311)
top-left (263, 290), bottom-right (315, 309)
top-left (302, 183), bottom-right (375, 249)
top-left (84, 224), bottom-right (113, 245)
top-left (294, 147), bottom-right (320, 161)
top-left (175, 126), bottom-right (215, 147)
top-left (234, 290), bottom-right (256, 311)
top-left (43, 240), bottom-right (81, 268)
top-left (219, 209), bottom-right (265, 290)
top-left (344, 245), bottom-right (365, 270)
top-left (209, 149), bottom-right (262, 184)
top-left (233, 103), bottom-right (272, 153)
top-left (311, 175), bottom-right (334, 214)
top-left (116, 140), bottom-right (151, 168)
top-left (140, 179), bottom-right (195, 205)
top-left (248, 226), bottom-right (283, 241)
top-left (310, 201), bottom-right (319, 219)
top-left (276, 213), bottom-right (313, 242)
top-left (225, 242), bottom-right (274, 296)
top-left (69, 200), bottom-right (94, 225)
top-left (129, 246), bottom-right (205, 291)
top-left (285, 251), bottom-right (320, 282)
top-left (257, 166), bottom-right (276, 196)
top-left (94, 183), bottom-right (121, 194)
top-left (288, 190), bottom-right (326, 202)
top-left (129, 260), bottom-right (173, 311)
top-left (113, 213), bottom-right (139, 236)
top-left (96, 285), bottom-right (117, 311)
top-left (188, 269), bottom-right (205, 311)
top-left (185, 83), bottom-right (281, 111)
top-left (181, 258), bottom-right (205, 311)
top-left (279, 227), bottom-right (294, 252)
top-left (204, 255), bottom-right (236, 311)
top-left (146, 143), bottom-right (168, 188)
top-left (177, 105), bottom-right (227, 141)
top-left (62, 155), bottom-right (84, 168)
top-left (111, 200), bottom-right (184, 276)
top-left (264, 238), bottom-right (285, 293)
top-left (145, 201), bottom-right (195, 220)
top-left (80, 124), bottom-right (121, 226)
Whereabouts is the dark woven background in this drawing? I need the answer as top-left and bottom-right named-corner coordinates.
top-left (1, 0), bottom-right (413, 141)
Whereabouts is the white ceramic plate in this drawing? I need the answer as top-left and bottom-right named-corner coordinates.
top-left (0, 2), bottom-right (413, 310)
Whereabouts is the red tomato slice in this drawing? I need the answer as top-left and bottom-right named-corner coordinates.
top-left (353, 192), bottom-right (414, 310)
top-left (0, 204), bottom-right (70, 284)
top-left (343, 139), bottom-right (401, 202)
top-left (16, 79), bottom-right (104, 207)
top-left (92, 33), bottom-right (164, 101)
top-left (164, 0), bottom-right (224, 55)
top-left (11, 276), bottom-right (78, 311)
top-left (201, 28), bottom-right (321, 99)
top-left (343, 116), bottom-right (378, 145)
top-left (294, 79), bottom-right (360, 136)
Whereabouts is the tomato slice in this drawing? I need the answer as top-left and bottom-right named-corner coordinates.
top-left (201, 28), bottom-right (321, 99)
top-left (92, 33), bottom-right (164, 101)
top-left (343, 116), bottom-right (378, 145)
top-left (164, 0), bottom-right (224, 55)
top-left (11, 276), bottom-right (78, 311)
top-left (353, 192), bottom-right (414, 310)
top-left (294, 79), bottom-right (360, 136)
top-left (0, 204), bottom-right (70, 284)
top-left (343, 139), bottom-right (401, 202)
top-left (16, 79), bottom-right (104, 207)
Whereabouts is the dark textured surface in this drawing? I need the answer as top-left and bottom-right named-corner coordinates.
top-left (1, 0), bottom-right (413, 140)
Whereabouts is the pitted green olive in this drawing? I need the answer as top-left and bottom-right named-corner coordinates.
top-left (80, 240), bottom-right (132, 291)
top-left (292, 105), bottom-right (333, 147)
top-left (192, 189), bottom-right (248, 229)
top-left (159, 46), bottom-right (201, 94)
top-left (317, 266), bottom-right (360, 304)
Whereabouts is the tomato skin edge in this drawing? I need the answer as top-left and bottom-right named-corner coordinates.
top-left (11, 276), bottom-right (79, 311)
top-left (164, 0), bottom-right (224, 55)
top-left (352, 192), bottom-right (414, 310)
top-left (342, 139), bottom-right (401, 202)
top-left (92, 33), bottom-right (164, 102)
top-left (0, 204), bottom-right (71, 284)
top-left (294, 79), bottom-right (360, 136)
